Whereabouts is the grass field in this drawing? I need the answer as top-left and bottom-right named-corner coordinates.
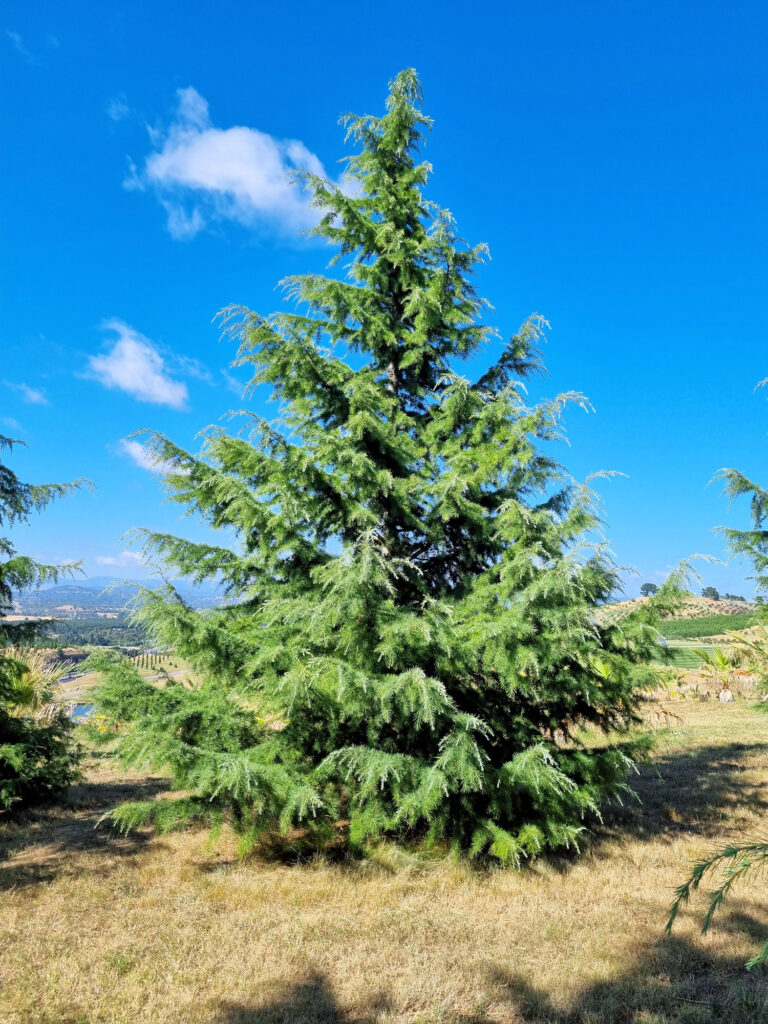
top-left (658, 646), bottom-right (709, 669)
top-left (2, 705), bottom-right (768, 1023)
top-left (659, 614), bottom-right (757, 639)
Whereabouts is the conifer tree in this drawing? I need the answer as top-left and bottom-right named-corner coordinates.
top-left (98, 70), bottom-right (676, 861)
top-left (0, 437), bottom-right (86, 809)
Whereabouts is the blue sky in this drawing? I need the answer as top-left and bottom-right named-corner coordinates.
top-left (2, 0), bottom-right (767, 597)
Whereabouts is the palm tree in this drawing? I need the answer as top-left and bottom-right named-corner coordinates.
top-left (694, 646), bottom-right (736, 698)
top-left (726, 622), bottom-right (768, 696)
top-left (2, 647), bottom-right (75, 719)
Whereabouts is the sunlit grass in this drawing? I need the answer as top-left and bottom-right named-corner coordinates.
top-left (1, 703), bottom-right (766, 1023)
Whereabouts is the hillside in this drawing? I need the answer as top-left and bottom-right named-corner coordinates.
top-left (597, 594), bottom-right (759, 640)
top-left (609, 594), bottom-right (755, 618)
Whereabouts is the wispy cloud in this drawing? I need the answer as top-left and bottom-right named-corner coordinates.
top-left (118, 438), bottom-right (178, 474)
top-left (1, 417), bottom-right (23, 431)
top-left (3, 380), bottom-right (49, 405)
top-left (86, 321), bottom-right (188, 409)
top-left (5, 30), bottom-right (38, 64)
top-left (125, 86), bottom-right (342, 240)
top-left (175, 353), bottom-right (212, 382)
top-left (96, 550), bottom-right (146, 568)
top-left (106, 93), bottom-right (130, 122)
top-left (221, 369), bottom-right (246, 395)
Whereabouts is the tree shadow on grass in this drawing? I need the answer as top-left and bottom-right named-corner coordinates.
top-left (212, 935), bottom-right (767, 1024)
top-left (592, 738), bottom-right (768, 851)
top-left (0, 773), bottom-right (169, 891)
top-left (216, 971), bottom-right (390, 1024)
top-left (476, 931), bottom-right (768, 1024)
top-left (227, 738), bottom-right (768, 873)
top-left (2, 734), bottom-right (765, 894)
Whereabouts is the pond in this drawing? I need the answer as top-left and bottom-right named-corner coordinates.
top-left (70, 703), bottom-right (96, 721)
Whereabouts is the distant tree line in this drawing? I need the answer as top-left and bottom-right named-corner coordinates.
top-left (39, 618), bottom-right (149, 648)
top-left (701, 587), bottom-right (746, 602)
top-left (130, 652), bottom-right (177, 672)
top-left (641, 582), bottom-right (748, 603)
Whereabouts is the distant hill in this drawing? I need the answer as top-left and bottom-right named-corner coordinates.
top-left (17, 576), bottom-right (226, 614)
top-left (18, 583), bottom-right (123, 613)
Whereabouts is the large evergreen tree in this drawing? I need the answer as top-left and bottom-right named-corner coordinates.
top-left (99, 70), bottom-right (674, 862)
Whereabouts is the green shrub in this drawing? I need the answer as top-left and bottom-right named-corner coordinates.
top-left (0, 699), bottom-right (80, 809)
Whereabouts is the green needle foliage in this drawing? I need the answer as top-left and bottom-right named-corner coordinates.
top-left (667, 837), bottom-right (768, 970)
top-left (98, 70), bottom-right (677, 861)
top-left (0, 436), bottom-right (87, 809)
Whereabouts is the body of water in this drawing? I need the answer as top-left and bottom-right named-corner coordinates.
top-left (70, 703), bottom-right (95, 721)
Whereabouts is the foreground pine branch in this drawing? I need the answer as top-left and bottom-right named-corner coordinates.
top-left (667, 834), bottom-right (768, 968)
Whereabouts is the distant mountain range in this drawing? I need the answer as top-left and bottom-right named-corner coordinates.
top-left (17, 577), bottom-right (226, 613)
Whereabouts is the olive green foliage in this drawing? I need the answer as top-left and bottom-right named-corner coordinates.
top-left (0, 437), bottom-right (86, 809)
top-left (98, 71), bottom-right (679, 862)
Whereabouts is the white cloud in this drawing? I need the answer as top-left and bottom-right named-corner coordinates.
top-left (87, 321), bottom-right (188, 408)
top-left (6, 30), bottom-right (37, 64)
top-left (106, 93), bottom-right (130, 122)
top-left (96, 551), bottom-right (146, 567)
top-left (126, 86), bottom-right (341, 239)
top-left (1, 417), bottom-right (22, 431)
top-left (221, 369), bottom-right (245, 395)
top-left (3, 380), bottom-right (49, 405)
top-left (118, 438), bottom-right (178, 474)
top-left (175, 353), bottom-right (212, 382)
top-left (161, 200), bottom-right (204, 240)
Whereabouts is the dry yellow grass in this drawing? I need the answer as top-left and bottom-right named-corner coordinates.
top-left (1, 704), bottom-right (767, 1023)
